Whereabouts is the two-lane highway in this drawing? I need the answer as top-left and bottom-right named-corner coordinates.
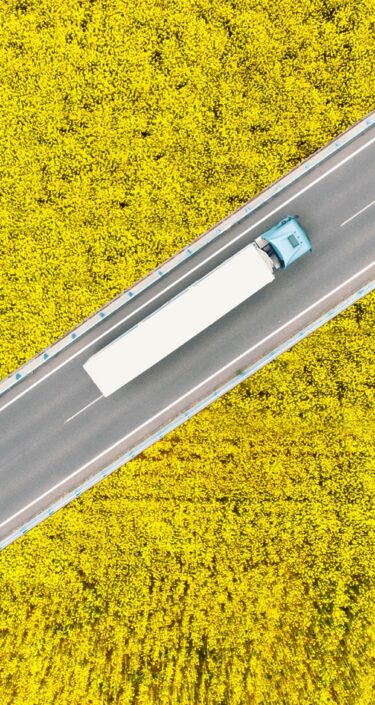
top-left (1, 122), bottom-right (375, 547)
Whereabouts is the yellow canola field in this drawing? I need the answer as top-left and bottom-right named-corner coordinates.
top-left (0, 0), bottom-right (374, 704)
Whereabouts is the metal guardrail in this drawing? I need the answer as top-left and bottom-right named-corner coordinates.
top-left (1, 109), bottom-right (375, 397)
top-left (1, 276), bottom-right (373, 550)
top-left (1, 109), bottom-right (375, 549)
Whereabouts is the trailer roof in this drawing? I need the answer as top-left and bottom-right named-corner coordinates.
top-left (83, 243), bottom-right (274, 397)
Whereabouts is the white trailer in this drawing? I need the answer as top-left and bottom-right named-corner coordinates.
top-left (83, 243), bottom-right (274, 397)
top-left (83, 216), bottom-right (312, 397)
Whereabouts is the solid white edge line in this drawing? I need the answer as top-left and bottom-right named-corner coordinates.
top-left (1, 133), bottom-right (375, 415)
top-left (64, 395), bottom-right (103, 424)
top-left (340, 198), bottom-right (375, 227)
top-left (1, 259), bottom-right (374, 530)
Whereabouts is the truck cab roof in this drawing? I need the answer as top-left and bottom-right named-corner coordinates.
top-left (260, 216), bottom-right (312, 268)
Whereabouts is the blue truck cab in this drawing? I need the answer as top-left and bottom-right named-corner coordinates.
top-left (257, 215), bottom-right (312, 268)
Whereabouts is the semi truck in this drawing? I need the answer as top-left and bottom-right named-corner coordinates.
top-left (83, 215), bottom-right (312, 397)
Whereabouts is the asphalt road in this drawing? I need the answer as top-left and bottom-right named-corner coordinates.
top-left (1, 125), bottom-right (375, 545)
